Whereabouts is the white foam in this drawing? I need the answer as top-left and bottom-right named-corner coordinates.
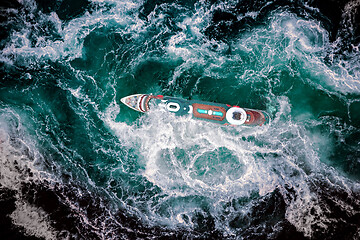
top-left (104, 92), bottom-right (360, 235)
top-left (104, 102), bottom-right (278, 223)
top-left (10, 200), bottom-right (57, 240)
top-left (0, 110), bottom-right (44, 189)
top-left (0, 0), bottom-right (144, 66)
top-left (2, 0), bottom-right (359, 236)
top-left (0, 109), bottom-right (60, 239)
top-left (54, 1), bottom-right (360, 235)
top-left (269, 11), bottom-right (360, 94)
top-left (97, 4), bottom-right (360, 233)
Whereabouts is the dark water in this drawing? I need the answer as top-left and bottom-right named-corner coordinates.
top-left (0, 0), bottom-right (360, 239)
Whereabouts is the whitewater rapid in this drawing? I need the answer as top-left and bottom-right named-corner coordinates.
top-left (1, 0), bottom-right (360, 239)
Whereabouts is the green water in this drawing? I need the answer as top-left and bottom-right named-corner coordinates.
top-left (1, 0), bottom-right (360, 238)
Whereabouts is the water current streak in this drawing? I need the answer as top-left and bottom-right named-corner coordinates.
top-left (0, 0), bottom-right (360, 239)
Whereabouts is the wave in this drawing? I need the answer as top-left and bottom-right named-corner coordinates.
top-left (1, 0), bottom-right (360, 239)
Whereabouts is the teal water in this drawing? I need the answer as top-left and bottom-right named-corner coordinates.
top-left (1, 0), bottom-right (360, 239)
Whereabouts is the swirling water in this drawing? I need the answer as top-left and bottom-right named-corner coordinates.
top-left (0, 0), bottom-right (360, 239)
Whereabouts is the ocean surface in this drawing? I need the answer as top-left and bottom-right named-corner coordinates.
top-left (1, 0), bottom-right (360, 239)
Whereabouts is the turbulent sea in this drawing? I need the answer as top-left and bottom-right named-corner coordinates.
top-left (1, 0), bottom-right (360, 239)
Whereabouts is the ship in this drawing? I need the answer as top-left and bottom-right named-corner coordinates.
top-left (121, 94), bottom-right (270, 126)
